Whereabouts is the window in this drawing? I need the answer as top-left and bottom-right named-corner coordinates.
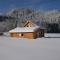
top-left (41, 32), bottom-right (43, 36)
top-left (41, 32), bottom-right (42, 34)
top-left (21, 34), bottom-right (23, 36)
top-left (19, 34), bottom-right (21, 36)
top-left (39, 32), bottom-right (41, 37)
top-left (19, 33), bottom-right (24, 36)
top-left (37, 32), bottom-right (41, 37)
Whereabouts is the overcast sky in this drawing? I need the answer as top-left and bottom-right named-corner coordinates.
top-left (0, 0), bottom-right (60, 13)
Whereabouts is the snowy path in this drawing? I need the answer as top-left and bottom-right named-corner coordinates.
top-left (0, 36), bottom-right (60, 60)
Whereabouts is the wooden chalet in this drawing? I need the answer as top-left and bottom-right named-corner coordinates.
top-left (9, 20), bottom-right (45, 39)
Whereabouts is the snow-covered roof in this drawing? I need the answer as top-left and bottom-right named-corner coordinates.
top-left (9, 26), bottom-right (40, 33)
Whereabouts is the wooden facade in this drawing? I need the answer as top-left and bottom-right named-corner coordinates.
top-left (9, 28), bottom-right (44, 39)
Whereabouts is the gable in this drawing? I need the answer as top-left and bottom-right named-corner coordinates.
top-left (24, 20), bottom-right (37, 27)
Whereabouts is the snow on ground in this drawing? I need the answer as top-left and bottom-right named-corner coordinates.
top-left (45, 33), bottom-right (60, 37)
top-left (0, 35), bottom-right (60, 60)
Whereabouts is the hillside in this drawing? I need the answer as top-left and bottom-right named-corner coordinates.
top-left (0, 8), bottom-right (60, 33)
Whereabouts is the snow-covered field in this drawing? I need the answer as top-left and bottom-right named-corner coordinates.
top-left (45, 33), bottom-right (60, 37)
top-left (0, 36), bottom-right (60, 60)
